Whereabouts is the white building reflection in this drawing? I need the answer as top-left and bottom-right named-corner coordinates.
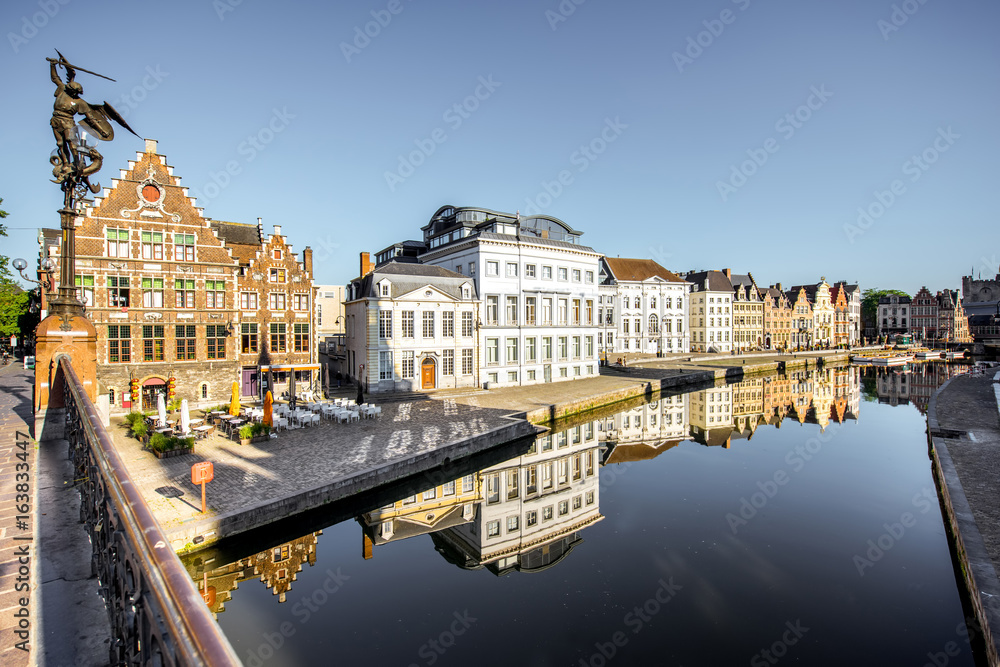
top-left (361, 422), bottom-right (604, 575)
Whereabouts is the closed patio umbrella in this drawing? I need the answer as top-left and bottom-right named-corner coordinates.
top-left (157, 393), bottom-right (167, 428)
top-left (263, 391), bottom-right (273, 428)
top-left (289, 371), bottom-right (297, 409)
top-left (229, 381), bottom-right (241, 416)
top-left (180, 399), bottom-right (190, 435)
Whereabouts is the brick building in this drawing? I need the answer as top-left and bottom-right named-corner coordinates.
top-left (211, 220), bottom-right (318, 399)
top-left (39, 139), bottom-right (315, 410)
top-left (41, 139), bottom-right (241, 411)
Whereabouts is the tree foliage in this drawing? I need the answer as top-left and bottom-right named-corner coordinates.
top-left (861, 288), bottom-right (909, 328)
top-left (0, 197), bottom-right (32, 341)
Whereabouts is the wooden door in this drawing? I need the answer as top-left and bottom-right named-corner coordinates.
top-left (421, 358), bottom-right (436, 389)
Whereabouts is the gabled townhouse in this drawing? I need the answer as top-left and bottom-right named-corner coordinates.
top-left (684, 270), bottom-right (734, 353)
top-left (762, 284), bottom-right (793, 351)
top-left (786, 286), bottom-right (815, 349)
top-left (730, 272), bottom-right (764, 352)
top-left (212, 220), bottom-right (317, 400)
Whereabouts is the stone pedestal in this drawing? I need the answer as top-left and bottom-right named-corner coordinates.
top-left (33, 312), bottom-right (98, 442)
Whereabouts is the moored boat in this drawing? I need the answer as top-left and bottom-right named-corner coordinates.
top-left (870, 355), bottom-right (913, 367)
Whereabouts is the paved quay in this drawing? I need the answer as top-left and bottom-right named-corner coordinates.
top-left (928, 368), bottom-right (1000, 666)
top-left (109, 397), bottom-right (538, 552)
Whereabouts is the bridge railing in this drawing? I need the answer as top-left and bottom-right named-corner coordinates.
top-left (59, 355), bottom-right (242, 666)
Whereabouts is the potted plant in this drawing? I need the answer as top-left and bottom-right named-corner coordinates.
top-left (125, 411), bottom-right (149, 442)
top-left (167, 398), bottom-right (182, 414)
top-left (147, 432), bottom-right (195, 459)
top-left (251, 422), bottom-right (271, 443)
top-left (238, 423), bottom-right (271, 445)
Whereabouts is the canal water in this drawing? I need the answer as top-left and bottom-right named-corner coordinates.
top-left (186, 364), bottom-right (983, 666)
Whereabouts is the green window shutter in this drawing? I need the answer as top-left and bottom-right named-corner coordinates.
top-left (154, 278), bottom-right (164, 289)
top-left (153, 232), bottom-right (163, 243)
top-left (141, 231), bottom-right (151, 243)
top-left (142, 278), bottom-right (152, 290)
top-left (119, 229), bottom-right (129, 241)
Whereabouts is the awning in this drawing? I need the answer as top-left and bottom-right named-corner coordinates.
top-left (259, 364), bottom-right (321, 371)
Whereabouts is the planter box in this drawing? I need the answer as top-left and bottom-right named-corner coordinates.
top-left (151, 447), bottom-right (193, 459)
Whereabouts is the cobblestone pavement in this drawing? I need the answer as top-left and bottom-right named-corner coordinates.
top-left (109, 399), bottom-right (524, 533)
top-left (934, 373), bottom-right (1000, 574)
top-left (0, 363), bottom-right (36, 666)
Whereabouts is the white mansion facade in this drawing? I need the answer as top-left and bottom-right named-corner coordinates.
top-left (414, 206), bottom-right (602, 387)
top-left (345, 262), bottom-right (479, 393)
top-left (598, 258), bottom-right (691, 358)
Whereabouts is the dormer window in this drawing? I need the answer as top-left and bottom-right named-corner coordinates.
top-left (379, 281), bottom-right (390, 297)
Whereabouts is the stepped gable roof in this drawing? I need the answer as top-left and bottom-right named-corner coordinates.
top-left (350, 261), bottom-right (475, 301)
top-left (603, 258), bottom-right (687, 283)
top-left (685, 270), bottom-right (733, 293)
top-left (210, 220), bottom-right (262, 264)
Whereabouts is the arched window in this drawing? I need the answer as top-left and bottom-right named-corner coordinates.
top-left (201, 383), bottom-right (209, 399)
top-left (649, 314), bottom-right (659, 334)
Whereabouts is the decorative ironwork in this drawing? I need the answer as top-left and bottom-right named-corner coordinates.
top-left (60, 356), bottom-right (240, 667)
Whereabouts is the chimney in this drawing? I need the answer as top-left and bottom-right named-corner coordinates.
top-left (144, 138), bottom-right (157, 154)
top-left (775, 282), bottom-right (782, 291)
top-left (257, 216), bottom-right (264, 241)
top-left (722, 268), bottom-right (731, 279)
top-left (303, 247), bottom-right (313, 278)
top-left (273, 224), bottom-right (282, 237)
top-left (360, 252), bottom-right (373, 278)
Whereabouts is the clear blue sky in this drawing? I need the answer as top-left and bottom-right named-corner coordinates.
top-left (1, 0), bottom-right (997, 296)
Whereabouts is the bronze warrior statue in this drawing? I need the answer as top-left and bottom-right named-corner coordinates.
top-left (47, 50), bottom-right (137, 207)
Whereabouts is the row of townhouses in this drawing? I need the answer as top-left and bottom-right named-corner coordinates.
top-left (38, 143), bottom-right (869, 403)
top-left (345, 205), bottom-right (866, 392)
top-left (878, 288), bottom-right (972, 343)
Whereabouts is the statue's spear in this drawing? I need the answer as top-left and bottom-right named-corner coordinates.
top-left (50, 48), bottom-right (116, 82)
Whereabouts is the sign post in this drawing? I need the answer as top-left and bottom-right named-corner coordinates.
top-left (191, 461), bottom-right (214, 513)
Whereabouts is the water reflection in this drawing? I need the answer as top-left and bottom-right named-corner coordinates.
top-left (193, 364), bottom-right (891, 607)
top-left (185, 361), bottom-right (981, 666)
top-left (866, 362), bottom-right (970, 413)
top-left (193, 532), bottom-right (321, 618)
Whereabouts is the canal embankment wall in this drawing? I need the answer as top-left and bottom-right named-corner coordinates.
top-left (522, 352), bottom-right (847, 424)
top-left (928, 371), bottom-right (1000, 666)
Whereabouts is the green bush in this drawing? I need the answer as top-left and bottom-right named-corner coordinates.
top-left (239, 424), bottom-right (254, 439)
top-left (167, 398), bottom-right (182, 412)
top-left (132, 420), bottom-right (148, 440)
top-left (250, 423), bottom-right (271, 438)
top-left (124, 411), bottom-right (144, 428)
top-left (148, 432), bottom-right (168, 452)
top-left (148, 433), bottom-right (195, 453)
